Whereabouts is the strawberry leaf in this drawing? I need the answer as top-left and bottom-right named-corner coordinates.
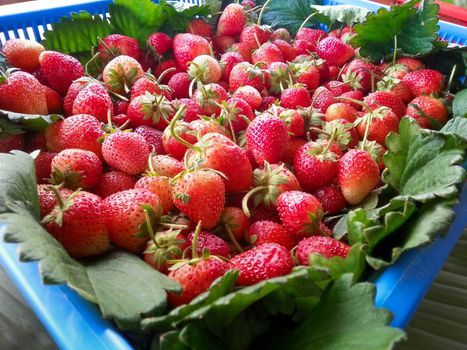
top-left (161, 0), bottom-right (211, 34)
top-left (424, 46), bottom-right (467, 92)
top-left (452, 89), bottom-right (467, 118)
top-left (0, 118), bottom-right (24, 139)
top-left (0, 109), bottom-right (62, 131)
top-left (42, 11), bottom-right (111, 54)
top-left (309, 5), bottom-right (370, 27)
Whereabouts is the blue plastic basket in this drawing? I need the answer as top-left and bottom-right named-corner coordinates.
top-left (0, 0), bottom-right (466, 349)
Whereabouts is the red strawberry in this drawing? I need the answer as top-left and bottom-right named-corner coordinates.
top-left (168, 72), bottom-right (191, 99)
top-left (406, 95), bottom-right (448, 129)
top-left (325, 103), bottom-right (357, 123)
top-left (44, 121), bottom-right (64, 152)
top-left (39, 51), bottom-right (84, 95)
top-left (173, 170), bottom-right (225, 229)
top-left (163, 120), bottom-right (197, 160)
top-left (153, 58), bottom-right (180, 84)
top-left (316, 37), bottom-right (354, 67)
top-left (220, 52), bottom-right (244, 82)
top-left (127, 94), bottom-right (174, 129)
top-left (229, 42), bottom-right (254, 61)
top-left (0, 70), bottom-right (47, 114)
top-left (341, 59), bottom-right (380, 93)
top-left (240, 25), bottom-right (272, 48)
top-left (150, 154), bottom-right (184, 177)
top-left (246, 114), bottom-right (288, 165)
top-left (102, 55), bottom-right (144, 94)
top-left (35, 151), bottom-right (56, 184)
top-left (364, 91), bottom-right (406, 118)
top-left (131, 75), bottom-right (172, 100)
top-left (314, 184), bottom-right (347, 214)
top-left (2, 39), bottom-right (44, 72)
top-left (190, 119), bottom-right (231, 139)
top-left (51, 149), bottom-right (102, 190)
top-left (258, 95), bottom-right (278, 111)
top-left (217, 97), bottom-right (254, 133)
top-left (290, 62), bottom-right (320, 91)
top-left (293, 40), bottom-right (311, 56)
top-left (43, 85), bottom-right (62, 114)
top-left (192, 83), bottom-right (228, 115)
top-left (102, 132), bottom-right (149, 175)
top-left (296, 236), bottom-right (350, 265)
top-left (0, 134), bottom-right (24, 153)
top-left (72, 83), bottom-right (113, 122)
top-left (186, 19), bottom-right (213, 38)
top-left (402, 69), bottom-right (444, 97)
top-left (280, 85), bottom-right (311, 109)
top-left (278, 109), bottom-right (305, 137)
top-left (295, 28), bottom-right (327, 51)
top-left (229, 62), bottom-right (267, 93)
top-left (230, 243), bottom-right (293, 286)
top-left (187, 230), bottom-right (230, 257)
top-left (94, 170), bottom-right (136, 199)
top-left (217, 3), bottom-right (247, 36)
top-left (172, 98), bottom-right (203, 122)
top-left (338, 149), bottom-right (379, 205)
top-left (147, 32), bottom-right (173, 56)
top-left (232, 86), bottom-right (262, 110)
top-left (103, 189), bottom-right (162, 253)
top-left (339, 90), bottom-right (364, 111)
top-left (44, 189), bottom-right (109, 257)
top-left (277, 191), bottom-right (324, 236)
top-left (134, 125), bottom-right (165, 154)
top-left (248, 220), bottom-right (295, 250)
top-left (135, 175), bottom-right (174, 214)
top-left (221, 207), bottom-right (249, 241)
top-left (311, 86), bottom-right (335, 113)
top-left (37, 184), bottom-right (72, 218)
top-left (397, 57), bottom-right (425, 71)
top-left (377, 76), bottom-right (412, 104)
top-left (356, 107), bottom-right (399, 146)
top-left (212, 35), bottom-right (236, 54)
top-left (98, 34), bottom-right (140, 63)
top-left (281, 137), bottom-right (307, 164)
top-left (272, 39), bottom-right (297, 62)
top-left (252, 42), bottom-right (284, 66)
top-left (325, 80), bottom-right (351, 96)
top-left (173, 33), bottom-right (211, 70)
top-left (63, 80), bottom-right (88, 116)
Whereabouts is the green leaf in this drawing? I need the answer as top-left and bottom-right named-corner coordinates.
top-left (0, 109), bottom-right (61, 132)
top-left (179, 323), bottom-right (226, 350)
top-left (42, 11), bottom-right (111, 54)
top-left (309, 5), bottom-right (370, 26)
top-left (257, 0), bottom-right (322, 35)
top-left (424, 46), bottom-right (467, 92)
top-left (0, 118), bottom-right (24, 139)
top-left (452, 89), bottom-right (467, 118)
top-left (271, 274), bottom-right (406, 350)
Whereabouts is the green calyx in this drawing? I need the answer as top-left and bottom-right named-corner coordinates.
top-left (41, 186), bottom-right (81, 227)
top-left (50, 166), bottom-right (84, 190)
top-left (140, 92), bottom-right (174, 124)
top-left (318, 120), bottom-right (353, 150)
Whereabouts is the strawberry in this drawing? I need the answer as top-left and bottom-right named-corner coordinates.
top-left (402, 69), bottom-right (444, 97)
top-left (72, 83), bottom-right (113, 122)
top-left (325, 103), bottom-right (358, 123)
top-left (173, 170), bottom-right (225, 230)
top-left (217, 4), bottom-right (247, 36)
top-left (281, 137), bottom-right (307, 164)
top-left (406, 95), bottom-right (448, 129)
top-left (364, 91), bottom-right (406, 118)
top-left (102, 132), bottom-right (149, 175)
top-left (37, 184), bottom-right (72, 218)
top-left (168, 72), bottom-right (191, 99)
top-left (150, 154), bottom-right (184, 177)
top-left (131, 75), bottom-right (172, 100)
top-left (293, 40), bottom-right (311, 56)
top-left (221, 207), bottom-right (249, 241)
top-left (217, 97), bottom-right (254, 133)
top-left (212, 35), bottom-right (236, 54)
top-left (278, 109), bottom-right (305, 137)
top-left (134, 125), bottom-right (165, 154)
top-left (280, 86), bottom-right (311, 109)
top-left (272, 39), bottom-right (297, 62)
top-left (311, 86), bottom-right (335, 113)
top-left (338, 149), bottom-right (380, 205)
top-left (356, 107), bottom-right (399, 146)
top-left (240, 25), bottom-right (272, 48)
top-left (397, 57), bottom-right (425, 71)
top-left (173, 33), bottom-right (211, 70)
top-left (147, 32), bottom-right (173, 56)
top-left (229, 62), bottom-right (267, 93)
top-left (246, 114), bottom-right (288, 165)
top-left (128, 93), bottom-right (174, 129)
top-left (51, 149), bottom-right (102, 190)
top-left (186, 230), bottom-right (230, 257)
top-left (325, 81), bottom-right (352, 96)
top-left (320, 119), bottom-right (359, 150)
top-left (0, 70), bottom-right (47, 114)
top-left (248, 220), bottom-right (295, 249)
top-left (229, 42), bottom-right (254, 61)
top-left (43, 85), bottom-right (63, 114)
top-left (290, 62), bottom-right (320, 91)
top-left (232, 86), bottom-right (262, 110)
top-left (43, 189), bottom-right (109, 257)
top-left (103, 188), bottom-right (162, 253)
top-left (63, 80), bottom-right (88, 116)
top-left (295, 28), bottom-right (327, 51)
top-left (258, 96), bottom-right (278, 111)
top-left (34, 151), bottom-right (56, 184)
top-left (277, 191), bottom-right (324, 236)
top-left (316, 37), bottom-right (354, 67)
top-left (44, 121), bottom-right (64, 152)
top-left (1, 134), bottom-right (24, 156)
top-left (313, 184), bottom-right (347, 214)
top-left (39, 51), bottom-right (84, 95)
top-left (296, 236), bottom-right (350, 265)
top-left (268, 62), bottom-right (290, 95)
top-left (94, 170), bottom-right (136, 199)
top-left (102, 55), bottom-right (144, 94)
top-left (341, 59), bottom-right (380, 93)
top-left (188, 55), bottom-right (222, 86)
top-left (273, 28), bottom-right (292, 42)
top-left (252, 42), bottom-right (284, 66)
top-left (186, 19), bottom-right (213, 38)
top-left (190, 119), bottom-right (231, 139)
top-left (219, 52), bottom-right (244, 83)
top-left (328, 65), bottom-right (340, 80)
top-left (339, 90), bottom-right (364, 111)
top-left (135, 175), bottom-right (174, 214)
top-left (230, 243), bottom-right (293, 286)
top-left (192, 83), bottom-right (228, 115)
top-left (2, 39), bottom-right (44, 72)
top-left (377, 76), bottom-right (412, 104)
top-left (153, 58), bottom-right (180, 84)
top-left (98, 34), bottom-right (140, 63)
top-left (163, 120), bottom-right (197, 160)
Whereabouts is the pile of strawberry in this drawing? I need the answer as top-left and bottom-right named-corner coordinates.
top-left (0, 1), bottom-right (450, 307)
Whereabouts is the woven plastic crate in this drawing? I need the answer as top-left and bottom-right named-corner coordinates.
top-left (0, 0), bottom-right (466, 349)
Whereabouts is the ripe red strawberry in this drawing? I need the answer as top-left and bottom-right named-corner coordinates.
top-left (230, 243), bottom-right (293, 286)
top-left (325, 80), bottom-right (352, 96)
top-left (102, 132), bottom-right (149, 175)
top-left (63, 80), bottom-right (88, 116)
top-left (186, 230), bottom-right (230, 257)
top-left (325, 103), bottom-right (358, 123)
top-left (150, 154), bottom-right (184, 177)
top-left (248, 220), bottom-right (295, 250)
top-left (173, 170), bottom-right (225, 230)
top-left (131, 75), bottom-right (172, 100)
top-left (51, 148), bottom-right (102, 190)
top-left (98, 34), bottom-right (140, 63)
top-left (268, 61), bottom-right (289, 95)
top-left (168, 257), bottom-right (228, 306)
top-left (278, 109), bottom-right (305, 137)
top-left (94, 170), bottom-right (136, 199)
top-left (220, 52), bottom-right (244, 82)
top-left (232, 86), bottom-right (262, 110)
top-left (173, 33), bottom-right (211, 70)
top-left (103, 189), bottom-right (162, 253)
top-left (406, 95), bottom-right (448, 129)
top-left (240, 25), bottom-right (272, 48)
top-left (217, 3), bottom-right (247, 36)
top-left (293, 40), bottom-right (311, 56)
top-left (252, 42), bottom-right (284, 66)
top-left (313, 184), bottom-right (347, 214)
top-left (221, 207), bottom-right (249, 241)
top-left (338, 149), bottom-right (379, 205)
top-left (135, 175), bottom-right (174, 214)
top-left (39, 51), bottom-right (84, 95)
top-left (229, 62), bottom-right (267, 93)
top-left (296, 236), bottom-right (350, 265)
top-left (316, 37), bottom-right (354, 67)
top-left (311, 86), bottom-right (335, 113)
top-left (290, 62), bottom-right (321, 91)
top-left (272, 39), bottom-right (297, 62)
top-left (339, 90), bottom-right (365, 111)
top-left (168, 72), bottom-right (191, 99)
top-left (377, 76), bottom-right (412, 104)
top-left (397, 57), bottom-right (425, 71)
top-left (171, 98), bottom-right (202, 122)
top-left (280, 86), bottom-right (311, 109)
top-left (190, 119), bottom-right (231, 139)
top-left (364, 91), bottom-right (406, 118)
top-left (147, 32), bottom-right (173, 56)
top-left (44, 121), bottom-right (64, 152)
top-left (212, 35), bottom-right (236, 54)
top-left (35, 151), bottom-right (56, 184)
top-left (37, 184), bottom-right (72, 218)
top-left (402, 69), bottom-right (444, 97)
top-left (273, 28), bottom-right (291, 42)
top-left (56, 114), bottom-right (104, 158)
top-left (44, 189), bottom-right (109, 257)
top-left (277, 191), bottom-right (324, 236)
top-left (128, 94), bottom-right (174, 129)
top-left (192, 83), bottom-right (228, 115)
top-left (43, 85), bottom-right (63, 114)
top-left (356, 107), bottom-right (399, 146)
top-left (186, 19), bottom-right (213, 38)
top-left (153, 58), bottom-right (180, 84)
top-left (72, 83), bottom-right (113, 122)
top-left (134, 125), bottom-right (165, 154)
top-left (163, 120), bottom-right (197, 160)
top-left (246, 114), bottom-right (288, 165)
top-left (295, 28), bottom-right (327, 51)
top-left (282, 137), bottom-right (307, 164)
top-left (2, 39), bottom-right (45, 72)
top-left (341, 59), bottom-right (380, 93)
top-left (102, 55), bottom-right (144, 94)
top-left (217, 97), bottom-right (254, 133)
top-left (229, 42), bottom-right (254, 61)
top-left (258, 95), bottom-right (278, 111)
top-left (0, 70), bottom-right (47, 114)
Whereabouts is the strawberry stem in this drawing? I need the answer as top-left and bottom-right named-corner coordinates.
top-left (242, 185), bottom-right (269, 218)
top-left (48, 185), bottom-right (64, 210)
top-left (321, 128), bottom-right (337, 155)
top-left (144, 207), bottom-right (158, 247)
top-left (225, 224), bottom-right (244, 253)
top-left (169, 105), bottom-right (196, 151)
top-left (446, 64), bottom-right (457, 94)
top-left (298, 12), bottom-right (318, 32)
top-left (191, 221), bottom-right (202, 259)
top-left (360, 112), bottom-right (374, 150)
top-left (257, 0), bottom-right (272, 25)
top-left (157, 67), bottom-right (176, 84)
top-left (336, 96), bottom-right (372, 113)
top-left (392, 35), bottom-right (398, 67)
